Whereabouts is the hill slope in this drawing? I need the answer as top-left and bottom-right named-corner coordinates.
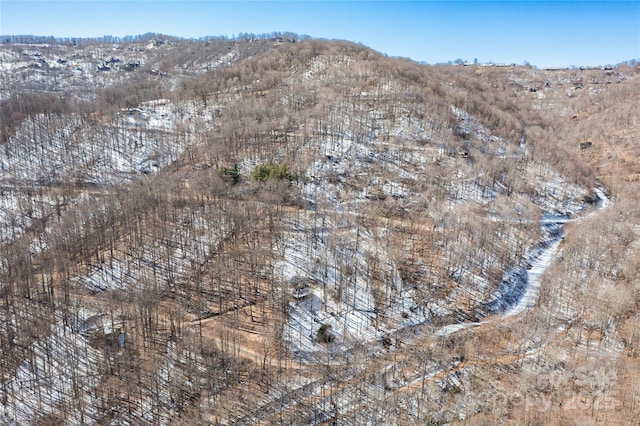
top-left (1, 36), bottom-right (639, 424)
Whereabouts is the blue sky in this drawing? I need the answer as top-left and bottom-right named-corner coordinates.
top-left (1, 1), bottom-right (638, 68)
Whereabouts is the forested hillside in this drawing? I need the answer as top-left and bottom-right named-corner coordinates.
top-left (1, 34), bottom-right (639, 424)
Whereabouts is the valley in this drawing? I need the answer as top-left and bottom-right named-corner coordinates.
top-left (1, 34), bottom-right (639, 424)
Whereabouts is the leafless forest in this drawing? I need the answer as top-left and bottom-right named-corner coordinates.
top-left (1, 34), bottom-right (639, 424)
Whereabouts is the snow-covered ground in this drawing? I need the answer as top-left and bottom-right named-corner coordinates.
top-left (277, 213), bottom-right (409, 359)
top-left (79, 205), bottom-right (227, 293)
top-left (0, 99), bottom-right (215, 186)
top-left (439, 186), bottom-right (610, 337)
top-left (1, 316), bottom-right (102, 425)
top-left (2, 40), bottom-right (624, 424)
top-left (279, 179), bottom-right (594, 360)
top-left (266, 92), bottom-right (595, 356)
